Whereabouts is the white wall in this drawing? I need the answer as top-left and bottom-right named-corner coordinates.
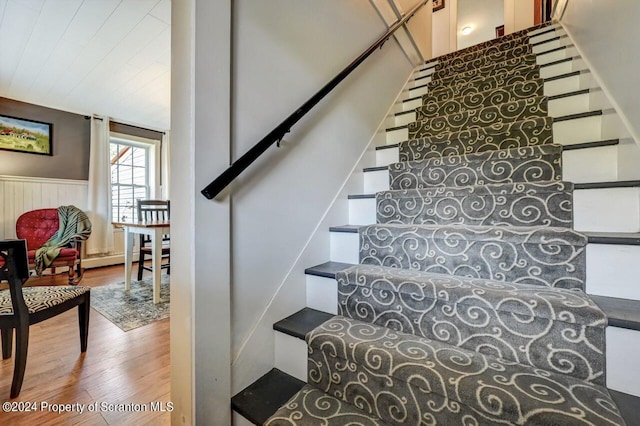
top-left (432, 0), bottom-right (457, 57)
top-left (504, 0), bottom-right (534, 34)
top-left (560, 0), bottom-right (640, 144)
top-left (230, 0), bottom-right (412, 393)
top-left (457, 0), bottom-right (504, 49)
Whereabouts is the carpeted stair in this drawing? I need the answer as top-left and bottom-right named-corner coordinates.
top-left (234, 22), bottom-right (633, 425)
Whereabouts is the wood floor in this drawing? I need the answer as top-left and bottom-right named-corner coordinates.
top-left (0, 265), bottom-right (170, 425)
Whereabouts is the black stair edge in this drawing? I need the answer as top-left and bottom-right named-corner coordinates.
top-left (376, 143), bottom-right (400, 151)
top-left (548, 88), bottom-right (590, 101)
top-left (231, 368), bottom-right (305, 425)
top-left (386, 124), bottom-right (408, 133)
top-left (544, 69), bottom-right (582, 82)
top-left (530, 34), bottom-right (564, 48)
top-left (273, 308), bottom-right (335, 340)
top-left (591, 295), bottom-right (640, 331)
top-left (418, 62), bottom-right (437, 72)
top-left (574, 180), bottom-right (640, 190)
top-left (562, 139), bottom-right (619, 151)
top-left (402, 94), bottom-right (421, 104)
top-left (414, 73), bottom-right (431, 82)
top-left (529, 26), bottom-right (559, 38)
top-left (406, 81), bottom-right (430, 92)
top-left (395, 109), bottom-right (416, 117)
top-left (536, 44), bottom-right (568, 57)
top-left (553, 110), bottom-right (602, 123)
top-left (329, 225), bottom-right (360, 233)
top-left (609, 389), bottom-right (640, 425)
top-left (540, 56), bottom-right (577, 69)
top-left (585, 232), bottom-right (640, 245)
top-left (304, 261), bottom-right (356, 279)
top-left (363, 165), bottom-right (388, 173)
top-left (347, 193), bottom-right (376, 199)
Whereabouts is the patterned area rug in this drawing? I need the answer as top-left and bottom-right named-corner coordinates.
top-left (90, 275), bottom-right (170, 332)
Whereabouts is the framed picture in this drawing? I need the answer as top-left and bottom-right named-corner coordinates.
top-left (0, 114), bottom-right (52, 156)
top-left (433, 0), bottom-right (445, 12)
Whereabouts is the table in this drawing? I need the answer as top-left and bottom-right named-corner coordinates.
top-left (113, 220), bottom-right (170, 304)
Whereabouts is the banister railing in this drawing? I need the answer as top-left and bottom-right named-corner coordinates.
top-left (201, 0), bottom-right (430, 199)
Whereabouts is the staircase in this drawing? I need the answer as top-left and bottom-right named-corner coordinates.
top-left (232, 21), bottom-right (640, 425)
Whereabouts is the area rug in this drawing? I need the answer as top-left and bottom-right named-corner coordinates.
top-left (90, 275), bottom-right (170, 331)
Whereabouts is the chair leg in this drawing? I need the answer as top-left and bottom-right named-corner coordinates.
top-left (137, 252), bottom-right (145, 281)
top-left (67, 264), bottom-right (76, 285)
top-left (1, 327), bottom-right (12, 359)
top-left (10, 322), bottom-right (29, 398)
top-left (78, 294), bottom-right (90, 352)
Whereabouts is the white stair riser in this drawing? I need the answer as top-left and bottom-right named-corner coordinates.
top-left (532, 38), bottom-right (570, 54)
top-left (406, 84), bottom-right (429, 98)
top-left (553, 115), bottom-right (602, 145)
top-left (544, 74), bottom-right (582, 97)
top-left (349, 184), bottom-right (639, 232)
top-left (330, 232), bottom-right (359, 264)
top-left (563, 145), bottom-right (618, 183)
top-left (548, 92), bottom-right (590, 117)
top-left (375, 147), bottom-right (399, 166)
top-left (587, 244), bottom-right (640, 301)
top-left (373, 146), bottom-right (618, 183)
top-left (607, 327), bottom-right (640, 397)
top-left (348, 198), bottom-right (376, 225)
top-left (274, 332), bottom-right (307, 382)
top-left (306, 274), bottom-right (338, 314)
top-left (386, 127), bottom-right (408, 144)
top-left (412, 67), bottom-right (436, 80)
top-left (574, 188), bottom-right (640, 233)
top-left (407, 77), bottom-right (431, 90)
top-left (529, 27), bottom-right (565, 44)
top-left (540, 60), bottom-right (576, 79)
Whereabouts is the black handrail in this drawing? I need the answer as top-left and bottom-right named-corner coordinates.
top-left (201, 0), bottom-right (430, 199)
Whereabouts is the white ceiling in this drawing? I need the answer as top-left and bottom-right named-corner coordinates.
top-left (0, 0), bottom-right (171, 130)
top-left (457, 0), bottom-right (504, 50)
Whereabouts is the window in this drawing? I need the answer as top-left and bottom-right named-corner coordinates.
top-left (110, 134), bottom-right (159, 222)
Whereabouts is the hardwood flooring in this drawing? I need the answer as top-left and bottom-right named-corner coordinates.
top-left (0, 265), bottom-right (170, 425)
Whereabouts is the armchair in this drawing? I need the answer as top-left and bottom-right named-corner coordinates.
top-left (15, 206), bottom-right (91, 284)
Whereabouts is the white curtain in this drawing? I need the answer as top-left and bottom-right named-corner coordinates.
top-left (86, 116), bottom-right (115, 255)
top-left (161, 131), bottom-right (170, 199)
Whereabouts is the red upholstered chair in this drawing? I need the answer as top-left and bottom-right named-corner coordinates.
top-left (15, 209), bottom-right (85, 284)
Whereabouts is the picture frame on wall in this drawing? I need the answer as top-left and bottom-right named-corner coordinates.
top-left (0, 114), bottom-right (52, 156)
top-left (433, 0), bottom-right (445, 12)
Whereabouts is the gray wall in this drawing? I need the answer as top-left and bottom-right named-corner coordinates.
top-left (0, 97), bottom-right (90, 180)
top-left (561, 0), bottom-right (640, 143)
top-left (229, 0), bottom-right (413, 391)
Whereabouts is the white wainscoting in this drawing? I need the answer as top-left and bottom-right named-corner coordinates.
top-left (0, 174), bottom-right (88, 240)
top-left (0, 175), bottom-right (131, 268)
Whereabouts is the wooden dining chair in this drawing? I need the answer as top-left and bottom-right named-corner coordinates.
top-left (0, 239), bottom-right (90, 398)
top-left (136, 200), bottom-right (170, 280)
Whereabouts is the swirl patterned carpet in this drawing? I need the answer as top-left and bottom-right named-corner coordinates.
top-left (259, 21), bottom-right (627, 426)
top-left (90, 274), bottom-right (170, 332)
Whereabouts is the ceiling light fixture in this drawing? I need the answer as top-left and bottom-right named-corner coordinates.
top-left (461, 26), bottom-right (472, 35)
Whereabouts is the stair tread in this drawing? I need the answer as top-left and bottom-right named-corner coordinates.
top-left (554, 109), bottom-right (603, 122)
top-left (610, 390), bottom-right (640, 425)
top-left (329, 224), bottom-right (359, 233)
top-left (231, 368), bottom-right (305, 425)
top-left (308, 316), bottom-right (621, 424)
top-left (591, 295), bottom-right (640, 331)
top-left (574, 180), bottom-right (640, 189)
top-left (585, 231), bottom-right (640, 245)
top-left (304, 261), bottom-right (354, 278)
top-left (273, 307), bottom-right (334, 339)
top-left (540, 55), bottom-right (578, 69)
